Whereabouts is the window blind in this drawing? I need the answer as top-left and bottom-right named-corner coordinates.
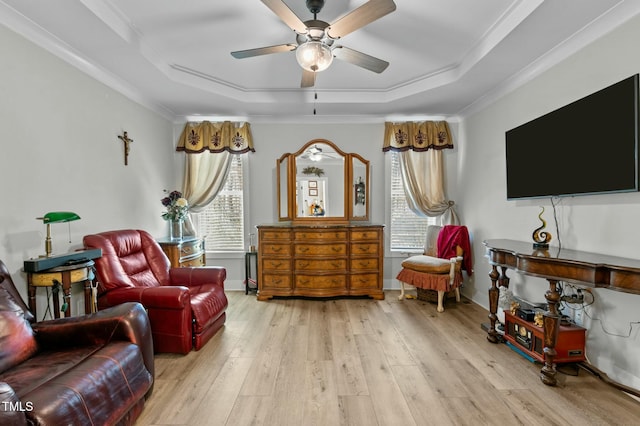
top-left (389, 152), bottom-right (435, 251)
top-left (196, 155), bottom-right (245, 252)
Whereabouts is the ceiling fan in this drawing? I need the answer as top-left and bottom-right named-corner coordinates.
top-left (299, 144), bottom-right (340, 161)
top-left (231, 0), bottom-right (397, 88)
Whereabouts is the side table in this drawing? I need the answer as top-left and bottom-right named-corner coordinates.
top-left (157, 237), bottom-right (206, 268)
top-left (245, 251), bottom-right (258, 295)
top-left (27, 260), bottom-right (96, 320)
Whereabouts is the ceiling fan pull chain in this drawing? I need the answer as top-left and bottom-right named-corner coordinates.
top-left (313, 91), bottom-right (318, 115)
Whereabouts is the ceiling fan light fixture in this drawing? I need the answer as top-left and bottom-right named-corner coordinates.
top-left (296, 41), bottom-right (333, 72)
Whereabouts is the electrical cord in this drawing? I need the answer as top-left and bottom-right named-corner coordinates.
top-left (550, 196), bottom-right (562, 250)
top-left (579, 361), bottom-right (640, 398)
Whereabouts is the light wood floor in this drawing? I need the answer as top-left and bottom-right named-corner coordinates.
top-left (135, 291), bottom-right (640, 426)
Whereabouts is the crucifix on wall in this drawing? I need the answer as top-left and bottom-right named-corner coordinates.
top-left (117, 131), bottom-right (133, 166)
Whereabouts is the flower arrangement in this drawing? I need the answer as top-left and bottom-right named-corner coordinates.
top-left (161, 190), bottom-right (189, 221)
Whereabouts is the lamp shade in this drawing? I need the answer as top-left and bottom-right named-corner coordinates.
top-left (41, 212), bottom-right (81, 223)
top-left (296, 41), bottom-right (333, 72)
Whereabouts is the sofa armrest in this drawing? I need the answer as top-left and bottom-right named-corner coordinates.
top-left (32, 302), bottom-right (154, 379)
top-left (100, 286), bottom-right (190, 309)
top-left (169, 266), bottom-right (226, 288)
top-left (0, 382), bottom-right (26, 426)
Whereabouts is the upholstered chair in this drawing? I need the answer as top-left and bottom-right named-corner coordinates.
top-left (83, 229), bottom-right (228, 354)
top-left (396, 225), bottom-right (472, 312)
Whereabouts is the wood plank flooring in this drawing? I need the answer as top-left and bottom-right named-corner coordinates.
top-left (135, 291), bottom-right (640, 426)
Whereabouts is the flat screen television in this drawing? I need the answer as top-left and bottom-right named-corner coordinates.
top-left (505, 74), bottom-right (639, 200)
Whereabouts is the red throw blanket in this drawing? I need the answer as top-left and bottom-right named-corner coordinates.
top-left (437, 225), bottom-right (473, 275)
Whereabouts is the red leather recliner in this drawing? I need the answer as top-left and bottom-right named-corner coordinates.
top-left (83, 229), bottom-right (228, 354)
top-left (0, 259), bottom-right (154, 426)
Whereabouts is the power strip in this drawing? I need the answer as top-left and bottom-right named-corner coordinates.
top-left (561, 294), bottom-right (584, 304)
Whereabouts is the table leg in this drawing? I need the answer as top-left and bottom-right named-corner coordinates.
top-left (540, 279), bottom-right (561, 386)
top-left (245, 253), bottom-right (250, 295)
top-left (51, 281), bottom-right (61, 319)
top-left (61, 273), bottom-right (72, 317)
top-left (83, 279), bottom-right (92, 314)
top-left (487, 265), bottom-right (500, 343)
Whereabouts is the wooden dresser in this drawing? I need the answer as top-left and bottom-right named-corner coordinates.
top-left (257, 224), bottom-right (384, 300)
top-left (157, 237), bottom-right (206, 268)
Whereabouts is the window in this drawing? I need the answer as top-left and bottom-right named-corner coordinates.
top-left (389, 151), bottom-right (436, 251)
top-left (194, 155), bottom-right (246, 252)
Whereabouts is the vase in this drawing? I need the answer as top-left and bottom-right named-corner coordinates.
top-left (169, 219), bottom-right (183, 241)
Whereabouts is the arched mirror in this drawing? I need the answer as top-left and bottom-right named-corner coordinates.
top-left (277, 139), bottom-right (369, 222)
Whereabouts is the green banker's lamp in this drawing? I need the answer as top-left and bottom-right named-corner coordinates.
top-left (37, 212), bottom-right (81, 257)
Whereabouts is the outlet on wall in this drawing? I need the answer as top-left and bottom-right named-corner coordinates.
top-left (574, 308), bottom-right (584, 326)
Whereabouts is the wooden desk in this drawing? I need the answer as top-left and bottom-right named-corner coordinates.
top-left (483, 239), bottom-right (640, 386)
top-left (27, 260), bottom-right (95, 319)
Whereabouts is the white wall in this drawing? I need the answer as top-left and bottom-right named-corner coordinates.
top-left (0, 24), bottom-right (177, 316)
top-left (458, 14), bottom-right (640, 389)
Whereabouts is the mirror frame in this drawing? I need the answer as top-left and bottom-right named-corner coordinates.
top-left (277, 139), bottom-right (370, 223)
top-left (348, 152), bottom-right (370, 221)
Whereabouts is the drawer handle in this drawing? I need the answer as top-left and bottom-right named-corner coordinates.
top-left (270, 261), bottom-right (283, 268)
top-left (358, 246), bottom-right (370, 252)
top-left (331, 246), bottom-right (342, 253)
top-left (358, 261), bottom-right (370, 267)
top-left (299, 247), bottom-right (309, 253)
top-left (273, 278), bottom-right (282, 284)
top-left (331, 262), bottom-right (342, 268)
top-left (272, 246), bottom-right (283, 253)
top-left (298, 261), bottom-right (309, 268)
top-left (299, 279), bottom-right (310, 285)
top-left (331, 279), bottom-right (341, 284)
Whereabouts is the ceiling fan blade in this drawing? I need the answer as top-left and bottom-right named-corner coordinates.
top-left (328, 0), bottom-right (396, 39)
top-left (301, 70), bottom-right (316, 88)
top-left (261, 0), bottom-right (308, 33)
top-left (231, 44), bottom-right (296, 59)
top-left (333, 46), bottom-right (389, 73)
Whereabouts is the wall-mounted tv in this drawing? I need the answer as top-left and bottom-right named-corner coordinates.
top-left (505, 74), bottom-right (639, 200)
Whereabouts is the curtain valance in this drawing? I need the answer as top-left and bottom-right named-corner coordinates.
top-left (383, 121), bottom-right (453, 152)
top-left (176, 121), bottom-right (254, 154)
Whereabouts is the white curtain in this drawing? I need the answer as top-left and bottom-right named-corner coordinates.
top-left (400, 149), bottom-right (458, 225)
top-left (182, 151), bottom-right (231, 213)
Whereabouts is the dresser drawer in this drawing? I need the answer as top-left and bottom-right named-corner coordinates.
top-left (351, 229), bottom-right (381, 241)
top-left (262, 274), bottom-right (292, 289)
top-left (180, 255), bottom-right (205, 268)
top-left (295, 274), bottom-right (347, 289)
top-left (295, 259), bottom-right (347, 271)
top-left (350, 258), bottom-right (379, 271)
top-left (351, 243), bottom-right (379, 256)
top-left (261, 243), bottom-right (291, 256)
top-left (295, 243), bottom-right (347, 256)
top-left (261, 230), bottom-right (292, 240)
top-left (294, 230), bottom-right (348, 241)
top-left (180, 240), bottom-right (204, 257)
top-left (262, 258), bottom-right (292, 272)
top-left (350, 274), bottom-right (379, 289)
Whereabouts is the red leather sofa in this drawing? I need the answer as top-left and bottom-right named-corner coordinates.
top-left (83, 229), bottom-right (228, 354)
top-left (0, 259), bottom-right (154, 426)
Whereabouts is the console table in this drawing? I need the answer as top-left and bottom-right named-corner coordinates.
top-left (484, 239), bottom-right (640, 386)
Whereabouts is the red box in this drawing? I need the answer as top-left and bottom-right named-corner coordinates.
top-left (504, 312), bottom-right (586, 363)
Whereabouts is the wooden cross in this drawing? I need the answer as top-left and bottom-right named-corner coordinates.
top-left (117, 131), bottom-right (133, 165)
